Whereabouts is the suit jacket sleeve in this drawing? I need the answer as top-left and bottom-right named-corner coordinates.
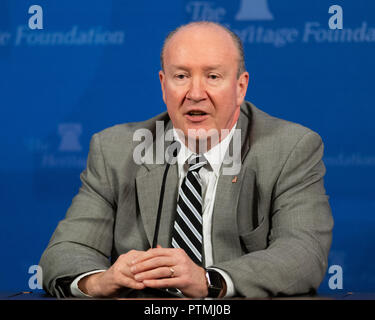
top-left (214, 131), bottom-right (334, 297)
top-left (39, 133), bottom-right (115, 297)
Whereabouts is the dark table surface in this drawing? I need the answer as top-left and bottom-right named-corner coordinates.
top-left (1, 291), bottom-right (375, 300)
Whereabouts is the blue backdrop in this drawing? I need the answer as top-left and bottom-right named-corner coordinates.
top-left (1, 0), bottom-right (374, 295)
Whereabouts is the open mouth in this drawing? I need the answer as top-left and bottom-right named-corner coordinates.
top-left (187, 110), bottom-right (207, 116)
top-left (184, 110), bottom-right (209, 123)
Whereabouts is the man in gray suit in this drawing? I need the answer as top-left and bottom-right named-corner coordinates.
top-left (39, 21), bottom-right (333, 298)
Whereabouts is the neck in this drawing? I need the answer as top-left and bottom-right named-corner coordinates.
top-left (182, 126), bottom-right (235, 154)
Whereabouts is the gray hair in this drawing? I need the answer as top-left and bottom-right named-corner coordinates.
top-left (160, 21), bottom-right (246, 78)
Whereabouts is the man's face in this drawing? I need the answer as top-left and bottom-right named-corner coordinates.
top-left (159, 25), bottom-right (249, 144)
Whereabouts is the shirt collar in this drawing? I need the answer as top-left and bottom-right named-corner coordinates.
top-left (172, 123), bottom-right (237, 177)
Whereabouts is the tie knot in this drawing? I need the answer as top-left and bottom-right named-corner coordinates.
top-left (187, 154), bottom-right (207, 172)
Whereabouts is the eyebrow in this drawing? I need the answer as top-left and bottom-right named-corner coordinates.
top-left (170, 64), bottom-right (224, 72)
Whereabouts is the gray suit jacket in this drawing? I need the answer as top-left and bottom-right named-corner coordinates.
top-left (39, 101), bottom-right (333, 298)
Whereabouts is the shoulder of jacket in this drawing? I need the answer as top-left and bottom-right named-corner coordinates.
top-left (94, 110), bottom-right (170, 143)
top-left (243, 100), bottom-right (321, 146)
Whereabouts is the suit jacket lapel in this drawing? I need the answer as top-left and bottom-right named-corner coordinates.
top-left (136, 164), bottom-right (178, 248)
top-left (211, 104), bottom-right (253, 263)
top-left (135, 118), bottom-right (178, 248)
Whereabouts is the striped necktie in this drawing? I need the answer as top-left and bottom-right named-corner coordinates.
top-left (171, 154), bottom-right (207, 266)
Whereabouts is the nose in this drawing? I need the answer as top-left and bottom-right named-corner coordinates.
top-left (186, 77), bottom-right (207, 102)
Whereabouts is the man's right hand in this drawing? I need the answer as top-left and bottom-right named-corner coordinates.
top-left (78, 250), bottom-right (146, 297)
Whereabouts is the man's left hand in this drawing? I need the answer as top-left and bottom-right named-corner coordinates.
top-left (130, 245), bottom-right (208, 298)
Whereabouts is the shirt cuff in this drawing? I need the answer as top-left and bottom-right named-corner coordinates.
top-left (70, 270), bottom-right (106, 298)
top-left (209, 267), bottom-right (236, 298)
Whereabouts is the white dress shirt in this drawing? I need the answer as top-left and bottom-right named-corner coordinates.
top-left (71, 123), bottom-right (237, 298)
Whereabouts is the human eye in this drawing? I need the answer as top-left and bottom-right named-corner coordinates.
top-left (175, 74), bottom-right (188, 80)
top-left (208, 73), bottom-right (220, 80)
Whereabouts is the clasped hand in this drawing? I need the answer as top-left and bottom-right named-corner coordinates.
top-left (78, 245), bottom-right (208, 298)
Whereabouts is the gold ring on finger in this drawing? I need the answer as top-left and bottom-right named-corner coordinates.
top-left (169, 267), bottom-right (175, 278)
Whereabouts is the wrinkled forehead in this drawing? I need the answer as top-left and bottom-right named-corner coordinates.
top-left (163, 25), bottom-right (239, 71)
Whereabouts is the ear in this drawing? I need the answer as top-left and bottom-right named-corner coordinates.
top-left (159, 70), bottom-right (166, 104)
top-left (236, 71), bottom-right (249, 106)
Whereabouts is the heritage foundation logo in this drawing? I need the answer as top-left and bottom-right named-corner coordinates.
top-left (37, 123), bottom-right (86, 169)
top-left (185, 1), bottom-right (375, 47)
top-left (235, 0), bottom-right (274, 21)
top-left (58, 123), bottom-right (82, 152)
